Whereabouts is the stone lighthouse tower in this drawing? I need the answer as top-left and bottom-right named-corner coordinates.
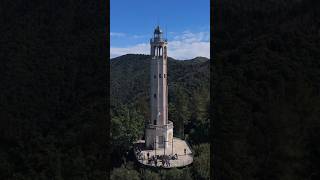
top-left (134, 26), bottom-right (193, 168)
top-left (145, 25), bottom-right (173, 149)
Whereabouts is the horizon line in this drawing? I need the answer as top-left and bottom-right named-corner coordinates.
top-left (110, 53), bottom-right (210, 61)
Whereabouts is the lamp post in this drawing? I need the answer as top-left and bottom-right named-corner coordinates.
top-left (172, 136), bottom-right (173, 155)
top-left (154, 137), bottom-right (156, 158)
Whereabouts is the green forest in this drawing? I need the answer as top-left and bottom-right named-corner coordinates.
top-left (110, 54), bottom-right (210, 180)
top-left (1, 1), bottom-right (108, 179)
top-left (213, 0), bottom-right (320, 179)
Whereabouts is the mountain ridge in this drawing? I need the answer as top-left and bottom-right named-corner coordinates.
top-left (110, 54), bottom-right (210, 108)
top-left (111, 54), bottom-right (210, 62)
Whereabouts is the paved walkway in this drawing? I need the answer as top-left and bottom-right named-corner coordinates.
top-left (133, 138), bottom-right (193, 168)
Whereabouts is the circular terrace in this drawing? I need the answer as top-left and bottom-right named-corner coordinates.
top-left (133, 137), bottom-right (193, 168)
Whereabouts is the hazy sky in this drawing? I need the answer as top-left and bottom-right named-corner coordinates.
top-left (110, 0), bottom-right (210, 59)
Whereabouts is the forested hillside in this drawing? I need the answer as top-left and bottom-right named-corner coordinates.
top-left (0, 1), bottom-right (107, 179)
top-left (110, 54), bottom-right (210, 179)
top-left (213, 0), bottom-right (320, 179)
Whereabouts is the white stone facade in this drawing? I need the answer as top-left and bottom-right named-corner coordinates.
top-left (145, 26), bottom-right (173, 149)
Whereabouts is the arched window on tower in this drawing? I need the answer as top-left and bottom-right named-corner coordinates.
top-left (159, 74), bottom-right (162, 78)
top-left (154, 119), bottom-right (157, 125)
top-left (154, 93), bottom-right (156, 98)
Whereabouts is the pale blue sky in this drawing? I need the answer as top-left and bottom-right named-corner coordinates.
top-left (110, 0), bottom-right (210, 59)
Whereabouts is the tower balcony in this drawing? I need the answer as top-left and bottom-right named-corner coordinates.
top-left (146, 120), bottom-right (173, 130)
top-left (150, 38), bottom-right (168, 44)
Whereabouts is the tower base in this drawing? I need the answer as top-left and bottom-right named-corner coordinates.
top-left (145, 121), bottom-right (173, 149)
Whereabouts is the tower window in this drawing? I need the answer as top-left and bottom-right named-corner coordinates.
top-left (154, 94), bottom-right (156, 98)
top-left (159, 74), bottom-right (162, 78)
top-left (154, 75), bottom-right (156, 79)
top-left (154, 119), bottom-right (157, 125)
top-left (164, 74), bottom-right (166, 78)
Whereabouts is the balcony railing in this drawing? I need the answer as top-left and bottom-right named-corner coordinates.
top-left (146, 121), bottom-right (173, 129)
top-left (150, 38), bottom-right (168, 43)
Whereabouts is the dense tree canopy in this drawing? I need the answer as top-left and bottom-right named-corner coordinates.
top-left (1, 1), bottom-right (107, 179)
top-left (213, 0), bottom-right (320, 179)
top-left (111, 167), bottom-right (140, 180)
